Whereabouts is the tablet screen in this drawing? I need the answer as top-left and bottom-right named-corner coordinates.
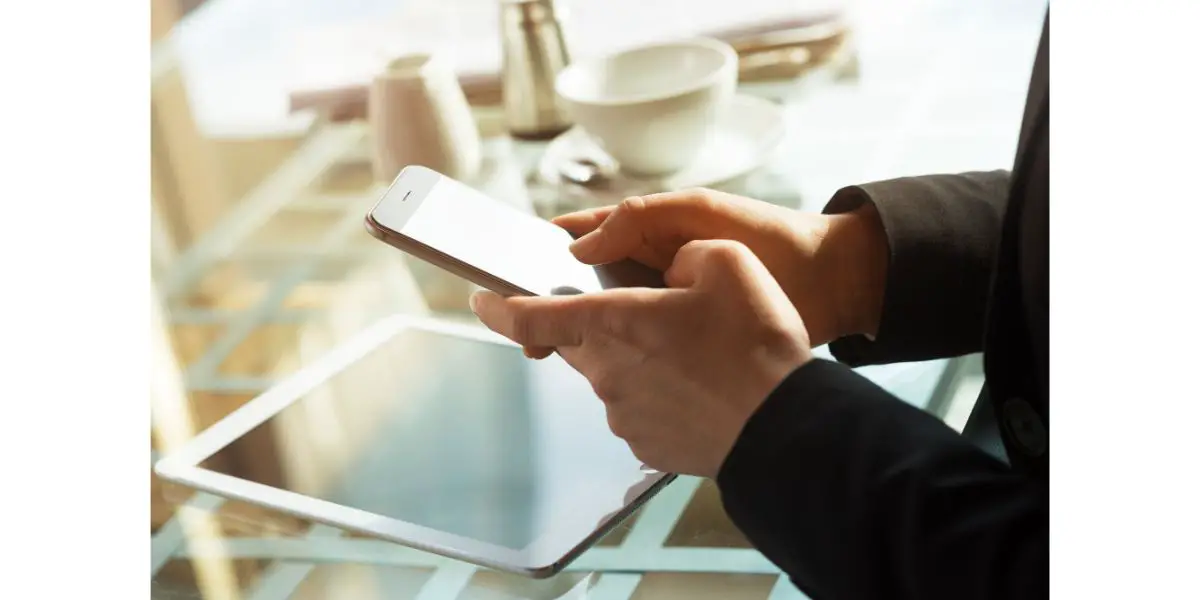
top-left (199, 328), bottom-right (643, 551)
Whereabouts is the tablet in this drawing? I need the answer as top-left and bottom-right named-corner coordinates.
top-left (154, 315), bottom-right (675, 578)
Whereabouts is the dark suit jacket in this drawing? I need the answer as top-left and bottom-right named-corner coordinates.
top-left (716, 15), bottom-right (1049, 600)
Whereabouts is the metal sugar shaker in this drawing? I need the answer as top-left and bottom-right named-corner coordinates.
top-left (500, 0), bottom-right (573, 140)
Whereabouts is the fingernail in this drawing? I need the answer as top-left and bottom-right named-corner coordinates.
top-left (469, 291), bottom-right (483, 314)
top-left (569, 230), bottom-right (600, 257)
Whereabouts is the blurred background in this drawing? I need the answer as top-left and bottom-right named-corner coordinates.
top-left (150, 0), bottom-right (1046, 598)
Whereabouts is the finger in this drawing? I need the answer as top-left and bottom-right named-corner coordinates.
top-left (523, 345), bottom-right (555, 359)
top-left (470, 290), bottom-right (591, 348)
top-left (663, 239), bottom-right (756, 289)
top-left (565, 196), bottom-right (652, 265)
top-left (567, 190), bottom-right (740, 267)
top-left (552, 206), bottom-right (617, 236)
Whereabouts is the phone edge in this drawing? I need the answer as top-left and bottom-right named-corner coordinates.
top-left (363, 214), bottom-right (537, 298)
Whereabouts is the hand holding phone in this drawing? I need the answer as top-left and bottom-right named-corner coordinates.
top-left (365, 166), bottom-right (664, 297)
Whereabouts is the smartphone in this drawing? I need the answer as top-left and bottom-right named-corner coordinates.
top-left (364, 165), bottom-right (663, 296)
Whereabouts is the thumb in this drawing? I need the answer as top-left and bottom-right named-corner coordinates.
top-left (470, 290), bottom-right (591, 348)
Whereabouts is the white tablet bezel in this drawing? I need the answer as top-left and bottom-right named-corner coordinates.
top-left (154, 314), bottom-right (674, 578)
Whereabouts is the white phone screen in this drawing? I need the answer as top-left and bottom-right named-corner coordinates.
top-left (372, 168), bottom-right (661, 295)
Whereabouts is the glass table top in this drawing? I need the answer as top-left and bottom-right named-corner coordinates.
top-left (151, 0), bottom-right (1045, 597)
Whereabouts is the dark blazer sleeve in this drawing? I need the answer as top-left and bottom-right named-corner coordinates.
top-left (717, 360), bottom-right (1048, 600)
top-left (823, 172), bottom-right (1009, 366)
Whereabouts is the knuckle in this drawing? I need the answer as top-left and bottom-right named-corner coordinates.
top-left (591, 370), bottom-right (622, 402)
top-left (605, 409), bottom-right (628, 439)
top-left (626, 443), bottom-right (656, 468)
top-left (679, 238), bottom-right (746, 266)
top-left (597, 301), bottom-right (632, 339)
top-left (677, 238), bottom-right (711, 257)
top-left (617, 195), bottom-right (648, 216)
top-left (686, 188), bottom-right (721, 211)
top-left (510, 309), bottom-right (536, 344)
top-left (709, 240), bottom-right (751, 265)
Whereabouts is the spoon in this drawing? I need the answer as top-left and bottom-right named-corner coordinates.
top-left (559, 158), bottom-right (607, 187)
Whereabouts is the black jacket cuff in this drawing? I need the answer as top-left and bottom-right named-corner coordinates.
top-left (820, 172), bottom-right (1010, 366)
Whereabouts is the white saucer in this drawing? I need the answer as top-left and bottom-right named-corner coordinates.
top-left (536, 94), bottom-right (785, 197)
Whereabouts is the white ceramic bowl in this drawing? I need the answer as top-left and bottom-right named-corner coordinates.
top-left (554, 38), bottom-right (738, 176)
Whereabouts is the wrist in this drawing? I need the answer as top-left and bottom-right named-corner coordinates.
top-left (820, 203), bottom-right (888, 340)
